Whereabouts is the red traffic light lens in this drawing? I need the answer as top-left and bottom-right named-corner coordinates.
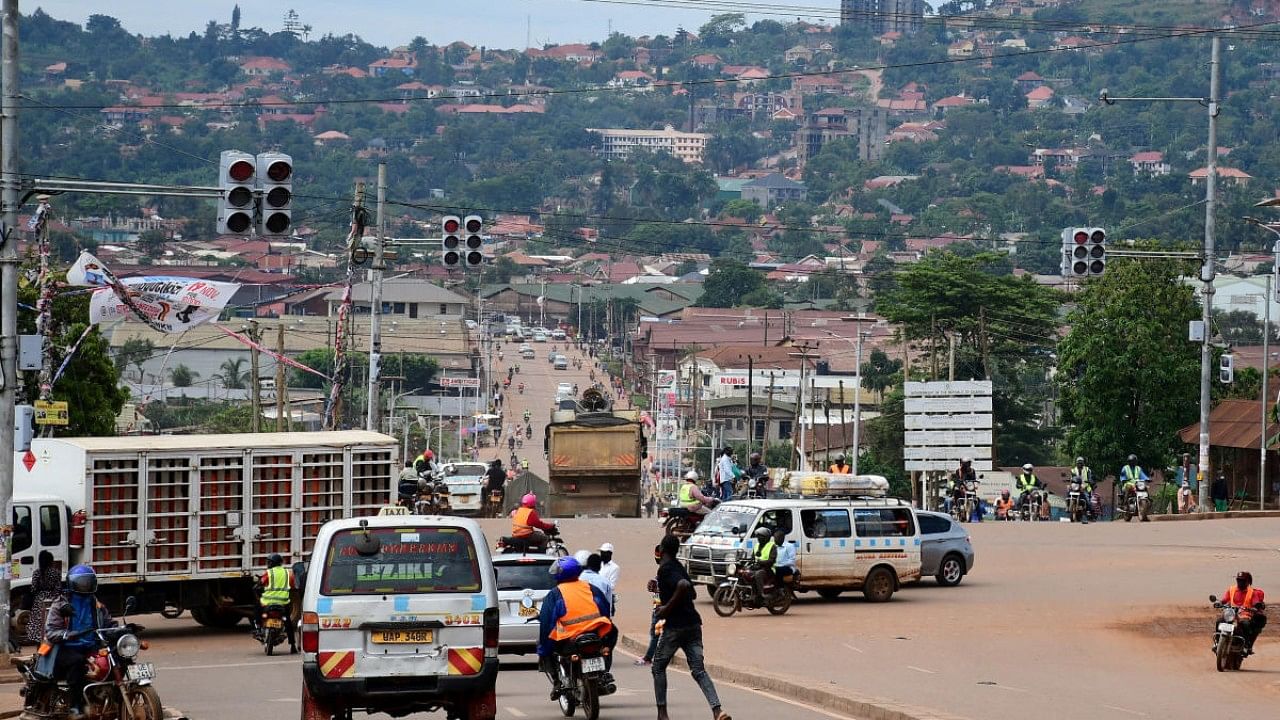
top-left (1090, 230), bottom-right (1105, 243)
top-left (465, 218), bottom-right (482, 233)
top-left (226, 211), bottom-right (252, 233)
top-left (1073, 231), bottom-right (1088, 244)
top-left (267, 161), bottom-right (292, 182)
top-left (266, 186), bottom-right (291, 208)
top-left (443, 219), bottom-right (460, 233)
top-left (228, 186), bottom-right (253, 207)
top-left (229, 160), bottom-right (254, 182)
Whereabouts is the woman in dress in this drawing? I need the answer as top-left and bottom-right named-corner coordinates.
top-left (26, 550), bottom-right (62, 645)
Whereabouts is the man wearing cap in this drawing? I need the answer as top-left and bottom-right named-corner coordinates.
top-left (599, 543), bottom-right (620, 588)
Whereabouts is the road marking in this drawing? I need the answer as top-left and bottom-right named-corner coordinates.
top-left (985, 684), bottom-right (1029, 693)
top-left (906, 665), bottom-right (936, 674)
top-left (162, 659), bottom-right (297, 672)
top-left (842, 643), bottom-right (863, 653)
top-left (1103, 705), bottom-right (1147, 717)
top-left (506, 708), bottom-right (528, 718)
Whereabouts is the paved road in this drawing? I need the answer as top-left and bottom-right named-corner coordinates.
top-left (73, 617), bottom-right (841, 720)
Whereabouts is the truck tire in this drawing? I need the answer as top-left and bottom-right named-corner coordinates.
top-left (191, 606), bottom-right (243, 629)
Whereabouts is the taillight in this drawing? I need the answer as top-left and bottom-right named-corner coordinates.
top-left (483, 607), bottom-right (499, 658)
top-left (301, 611), bottom-right (319, 654)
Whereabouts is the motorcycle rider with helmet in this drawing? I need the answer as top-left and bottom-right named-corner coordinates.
top-left (43, 565), bottom-right (113, 720)
top-left (413, 448), bottom-right (440, 478)
top-left (537, 557), bottom-right (617, 696)
top-left (1119, 454), bottom-right (1148, 501)
top-left (485, 458), bottom-right (507, 507)
top-left (512, 493), bottom-right (557, 545)
top-left (947, 457), bottom-right (977, 514)
top-left (254, 552), bottom-right (298, 653)
top-left (679, 470), bottom-right (716, 515)
top-left (751, 526), bottom-right (778, 601)
top-left (994, 489), bottom-right (1015, 520)
top-left (1073, 456), bottom-right (1097, 521)
top-left (742, 452), bottom-right (769, 498)
top-left (1222, 571), bottom-right (1267, 655)
top-left (1016, 463), bottom-right (1042, 513)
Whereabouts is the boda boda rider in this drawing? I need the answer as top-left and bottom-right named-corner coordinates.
top-left (829, 454), bottom-right (851, 474)
top-left (537, 557), bottom-right (617, 695)
top-left (1016, 463), bottom-right (1041, 510)
top-left (995, 489), bottom-right (1015, 520)
top-left (679, 470), bottom-right (716, 515)
top-left (512, 493), bottom-right (557, 544)
top-left (254, 553), bottom-right (298, 654)
top-left (43, 565), bottom-right (113, 720)
top-left (1222, 571), bottom-right (1267, 655)
top-left (751, 527), bottom-right (778, 600)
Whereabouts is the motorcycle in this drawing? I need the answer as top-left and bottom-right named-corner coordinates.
top-left (1066, 479), bottom-right (1088, 523)
top-left (661, 499), bottom-right (720, 540)
top-left (16, 597), bottom-right (162, 720)
top-left (1019, 489), bottom-right (1044, 522)
top-left (552, 631), bottom-right (615, 720)
top-left (712, 552), bottom-right (796, 617)
top-left (952, 483), bottom-right (978, 523)
top-left (497, 526), bottom-right (569, 557)
top-left (1209, 594), bottom-right (1265, 671)
top-left (518, 383), bottom-right (525, 394)
top-left (736, 472), bottom-right (766, 500)
top-left (258, 604), bottom-right (289, 656)
top-left (1122, 481), bottom-right (1152, 522)
top-left (483, 488), bottom-right (505, 518)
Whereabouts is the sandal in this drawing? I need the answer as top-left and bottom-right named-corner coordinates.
top-left (715, 711), bottom-right (732, 720)
top-left (634, 658), bottom-right (651, 666)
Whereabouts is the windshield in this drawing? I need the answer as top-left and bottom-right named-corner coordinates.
top-left (320, 526), bottom-right (482, 595)
top-left (494, 561), bottom-right (556, 591)
top-left (697, 505), bottom-right (760, 536)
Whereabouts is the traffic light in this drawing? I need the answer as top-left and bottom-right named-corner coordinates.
top-left (464, 214), bottom-right (484, 267)
top-left (256, 152), bottom-right (293, 237)
top-left (218, 150), bottom-right (256, 235)
top-left (1062, 227), bottom-right (1107, 277)
top-left (442, 215), bottom-right (461, 267)
top-left (1220, 354), bottom-right (1234, 384)
top-left (1086, 227), bottom-right (1106, 276)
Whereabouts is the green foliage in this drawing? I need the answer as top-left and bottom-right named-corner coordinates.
top-left (1057, 257), bottom-right (1202, 477)
top-left (696, 259), bottom-right (768, 308)
top-left (217, 358), bottom-right (249, 389)
top-left (169, 364), bottom-right (198, 388)
top-left (858, 389), bottom-right (909, 499)
top-left (114, 338), bottom-right (154, 383)
top-left (860, 349), bottom-right (903, 394)
top-left (290, 349), bottom-right (438, 392)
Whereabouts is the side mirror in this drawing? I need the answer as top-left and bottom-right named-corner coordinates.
top-left (123, 596), bottom-right (139, 615)
top-left (1209, 595), bottom-right (1218, 603)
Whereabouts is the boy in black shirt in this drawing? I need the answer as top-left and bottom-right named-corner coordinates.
top-left (652, 534), bottom-right (731, 720)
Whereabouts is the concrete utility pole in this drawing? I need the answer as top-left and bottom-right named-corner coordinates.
top-left (366, 163), bottom-right (387, 431)
top-left (249, 320), bottom-right (261, 432)
top-left (0, 0), bottom-right (19, 658)
top-left (1100, 34), bottom-right (1221, 511)
top-left (275, 324), bottom-right (286, 432)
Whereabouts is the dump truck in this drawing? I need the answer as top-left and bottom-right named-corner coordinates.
top-left (543, 389), bottom-right (646, 517)
top-left (9, 431), bottom-right (397, 625)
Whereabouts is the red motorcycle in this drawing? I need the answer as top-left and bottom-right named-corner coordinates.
top-left (660, 499), bottom-right (720, 539)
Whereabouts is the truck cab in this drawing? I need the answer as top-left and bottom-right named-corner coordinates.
top-left (10, 495), bottom-right (71, 590)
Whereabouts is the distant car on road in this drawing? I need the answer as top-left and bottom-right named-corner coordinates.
top-left (551, 329), bottom-right (566, 340)
top-left (533, 331), bottom-right (548, 343)
top-left (553, 355), bottom-right (568, 370)
top-left (556, 382), bottom-right (574, 397)
top-left (915, 510), bottom-right (974, 587)
top-left (492, 553), bottom-right (558, 655)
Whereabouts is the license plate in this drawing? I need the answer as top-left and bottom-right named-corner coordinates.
top-left (456, 495), bottom-right (474, 503)
top-left (1218, 622), bottom-right (1235, 633)
top-left (126, 663), bottom-right (155, 681)
top-left (265, 619), bottom-right (283, 629)
top-left (581, 656), bottom-right (606, 673)
top-left (1138, 492), bottom-right (1149, 499)
top-left (518, 606), bottom-right (539, 618)
top-left (694, 575), bottom-right (713, 584)
top-left (372, 629), bottom-right (434, 644)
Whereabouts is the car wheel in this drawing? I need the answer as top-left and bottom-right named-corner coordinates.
top-left (862, 567), bottom-right (895, 603)
top-left (935, 554), bottom-right (965, 587)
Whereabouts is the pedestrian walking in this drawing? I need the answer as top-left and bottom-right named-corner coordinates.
top-left (1212, 474), bottom-right (1229, 512)
top-left (645, 493), bottom-right (657, 518)
top-left (651, 534), bottom-right (730, 720)
top-left (26, 550), bottom-right (61, 645)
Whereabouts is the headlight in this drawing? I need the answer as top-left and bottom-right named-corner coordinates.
top-left (726, 562), bottom-right (738, 576)
top-left (116, 634), bottom-right (141, 659)
top-left (1223, 608), bottom-right (1237, 623)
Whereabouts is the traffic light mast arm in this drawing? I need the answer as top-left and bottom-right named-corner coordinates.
top-left (26, 178), bottom-right (224, 199)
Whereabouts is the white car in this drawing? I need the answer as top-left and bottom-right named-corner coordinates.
top-left (491, 553), bottom-right (558, 655)
top-left (556, 382), bottom-right (575, 397)
top-left (533, 332), bottom-right (548, 343)
top-left (551, 329), bottom-right (566, 340)
top-left (519, 344), bottom-right (533, 353)
top-left (443, 462), bottom-right (489, 516)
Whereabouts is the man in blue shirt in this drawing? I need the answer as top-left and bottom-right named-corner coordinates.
top-left (772, 528), bottom-right (797, 584)
top-left (44, 565), bottom-right (113, 720)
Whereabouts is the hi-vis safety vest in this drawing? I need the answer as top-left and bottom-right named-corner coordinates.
top-left (755, 539), bottom-right (776, 563)
top-left (829, 464), bottom-right (851, 474)
top-left (1017, 473), bottom-right (1037, 491)
top-left (512, 507), bottom-right (536, 537)
top-left (261, 566), bottom-right (291, 606)
top-left (549, 580), bottom-right (613, 641)
top-left (679, 483), bottom-right (696, 505)
top-left (1122, 465), bottom-right (1142, 483)
top-left (1224, 586), bottom-right (1261, 618)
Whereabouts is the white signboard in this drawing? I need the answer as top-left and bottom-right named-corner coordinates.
top-left (903, 380), bottom-right (994, 472)
top-left (440, 377), bottom-right (481, 388)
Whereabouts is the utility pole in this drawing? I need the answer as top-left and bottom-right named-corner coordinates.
top-left (739, 353), bottom-right (759, 457)
top-left (1263, 273), bottom-right (1271, 509)
top-left (1100, 34), bottom-right (1221, 511)
top-left (366, 162), bottom-right (387, 431)
top-left (275, 324), bottom-right (286, 431)
top-left (851, 329), bottom-right (867, 476)
top-left (249, 320), bottom-right (261, 432)
top-left (0, 0), bottom-right (19, 658)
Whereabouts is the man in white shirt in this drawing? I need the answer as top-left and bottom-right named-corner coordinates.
top-left (599, 543), bottom-right (621, 587)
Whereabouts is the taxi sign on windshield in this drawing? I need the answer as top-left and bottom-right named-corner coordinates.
top-left (378, 505), bottom-right (411, 516)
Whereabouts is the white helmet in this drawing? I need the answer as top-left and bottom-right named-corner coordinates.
top-left (961, 456), bottom-right (973, 464)
top-left (1022, 463), bottom-right (1033, 471)
top-left (684, 469), bottom-right (699, 481)
top-left (574, 550), bottom-right (591, 565)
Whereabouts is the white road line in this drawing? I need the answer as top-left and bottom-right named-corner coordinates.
top-left (506, 708), bottom-right (528, 718)
top-left (162, 659), bottom-right (298, 671)
top-left (987, 685), bottom-right (1029, 693)
top-left (906, 665), bottom-right (936, 675)
top-left (1103, 705), bottom-right (1147, 717)
top-left (842, 643), bottom-right (863, 653)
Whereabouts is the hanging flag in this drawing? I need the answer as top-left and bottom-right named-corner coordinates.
top-left (68, 252), bottom-right (239, 333)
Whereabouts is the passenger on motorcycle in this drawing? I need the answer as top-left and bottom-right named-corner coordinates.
top-left (995, 489), bottom-right (1015, 520)
top-left (413, 448), bottom-right (440, 479)
top-left (397, 460), bottom-right (421, 500)
top-left (828, 453), bottom-right (851, 474)
top-left (947, 457), bottom-right (977, 513)
top-left (1016, 464), bottom-right (1041, 510)
top-left (255, 553), bottom-right (298, 653)
top-left (486, 459), bottom-right (507, 504)
top-left (512, 493), bottom-right (557, 544)
top-left (679, 470), bottom-right (716, 515)
top-left (43, 565), bottom-right (113, 720)
top-left (537, 557), bottom-right (617, 692)
top-left (1222, 571), bottom-right (1267, 654)
top-left (772, 528), bottom-right (796, 584)
top-left (1119, 455), bottom-right (1148, 499)
top-left (751, 527), bottom-right (779, 599)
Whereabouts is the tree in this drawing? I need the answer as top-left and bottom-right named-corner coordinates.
top-left (696, 259), bottom-right (767, 307)
top-left (217, 358), bottom-right (249, 389)
top-left (114, 337), bottom-right (154, 383)
top-left (1057, 257), bottom-right (1201, 478)
top-left (169, 364), bottom-right (198, 388)
top-left (860, 349), bottom-right (903, 394)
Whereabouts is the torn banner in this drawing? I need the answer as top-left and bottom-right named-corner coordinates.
top-left (67, 252), bottom-right (239, 333)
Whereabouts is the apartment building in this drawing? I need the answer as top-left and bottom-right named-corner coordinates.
top-left (587, 124), bottom-right (712, 163)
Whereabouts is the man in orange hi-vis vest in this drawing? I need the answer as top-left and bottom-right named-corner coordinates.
top-left (538, 556), bottom-right (617, 696)
top-left (1221, 571), bottom-right (1267, 654)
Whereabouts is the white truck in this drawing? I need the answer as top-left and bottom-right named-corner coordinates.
top-left (9, 431), bottom-right (398, 627)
